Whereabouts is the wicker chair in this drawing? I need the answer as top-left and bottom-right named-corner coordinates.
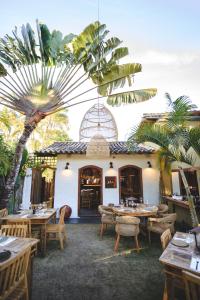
top-left (114, 216), bottom-right (140, 252)
top-left (0, 246), bottom-right (31, 300)
top-left (98, 205), bottom-right (116, 239)
top-left (147, 213), bottom-right (177, 244)
top-left (46, 207), bottom-right (67, 250)
top-left (157, 204), bottom-right (169, 216)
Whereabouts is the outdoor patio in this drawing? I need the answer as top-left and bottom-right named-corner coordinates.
top-left (32, 223), bottom-right (164, 300)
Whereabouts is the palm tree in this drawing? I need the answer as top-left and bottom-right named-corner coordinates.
top-left (128, 94), bottom-right (200, 227)
top-left (0, 21), bottom-right (157, 207)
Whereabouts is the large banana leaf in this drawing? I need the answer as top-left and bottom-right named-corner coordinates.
top-left (107, 88), bottom-right (157, 106)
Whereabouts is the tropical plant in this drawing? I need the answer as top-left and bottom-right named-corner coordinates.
top-left (27, 111), bottom-right (70, 152)
top-left (128, 94), bottom-right (200, 227)
top-left (0, 20), bottom-right (157, 208)
top-left (0, 108), bottom-right (24, 146)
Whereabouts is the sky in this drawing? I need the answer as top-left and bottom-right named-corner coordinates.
top-left (0, 0), bottom-right (200, 141)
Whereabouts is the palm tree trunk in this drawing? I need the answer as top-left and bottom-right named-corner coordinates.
top-left (0, 112), bottom-right (45, 209)
top-left (179, 168), bottom-right (199, 227)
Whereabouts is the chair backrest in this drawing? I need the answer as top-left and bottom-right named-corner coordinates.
top-left (0, 246), bottom-right (31, 300)
top-left (1, 224), bottom-right (28, 238)
top-left (182, 270), bottom-right (200, 300)
top-left (0, 208), bottom-right (8, 218)
top-left (115, 216), bottom-right (140, 236)
top-left (160, 228), bottom-right (172, 250)
top-left (98, 205), bottom-right (113, 215)
top-left (161, 213), bottom-right (177, 224)
top-left (59, 207), bottom-right (66, 225)
top-left (7, 219), bottom-right (31, 238)
top-left (157, 204), bottom-right (168, 215)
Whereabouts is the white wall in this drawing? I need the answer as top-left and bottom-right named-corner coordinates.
top-left (22, 168), bottom-right (32, 209)
top-left (54, 154), bottom-right (160, 218)
top-left (172, 172), bottom-right (181, 195)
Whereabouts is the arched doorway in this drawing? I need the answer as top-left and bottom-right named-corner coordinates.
top-left (78, 165), bottom-right (102, 217)
top-left (119, 165), bottom-right (143, 203)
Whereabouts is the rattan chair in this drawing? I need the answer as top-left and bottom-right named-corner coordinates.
top-left (183, 270), bottom-right (200, 300)
top-left (114, 216), bottom-right (140, 252)
top-left (147, 213), bottom-right (177, 244)
top-left (46, 207), bottom-right (67, 250)
top-left (157, 204), bottom-right (169, 216)
top-left (1, 224), bottom-right (28, 238)
top-left (160, 228), bottom-right (172, 250)
top-left (98, 205), bottom-right (116, 239)
top-left (0, 246), bottom-right (31, 300)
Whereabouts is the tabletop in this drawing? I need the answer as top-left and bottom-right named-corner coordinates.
top-left (112, 204), bottom-right (158, 217)
top-left (1, 208), bottom-right (56, 224)
top-left (159, 232), bottom-right (200, 275)
top-left (0, 236), bottom-right (39, 269)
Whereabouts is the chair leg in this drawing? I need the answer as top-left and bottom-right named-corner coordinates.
top-left (134, 235), bottom-right (140, 253)
top-left (114, 234), bottom-right (120, 252)
top-left (59, 232), bottom-right (64, 250)
top-left (148, 230), bottom-right (151, 244)
top-left (162, 280), bottom-right (168, 300)
top-left (100, 223), bottom-right (105, 239)
top-left (63, 229), bottom-right (67, 242)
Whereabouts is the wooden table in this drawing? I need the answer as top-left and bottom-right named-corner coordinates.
top-left (159, 232), bottom-right (200, 299)
top-left (0, 236), bottom-right (39, 297)
top-left (163, 196), bottom-right (189, 210)
top-left (112, 205), bottom-right (158, 217)
top-left (1, 208), bottom-right (56, 256)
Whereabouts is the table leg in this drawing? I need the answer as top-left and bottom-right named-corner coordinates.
top-left (41, 223), bottom-right (47, 256)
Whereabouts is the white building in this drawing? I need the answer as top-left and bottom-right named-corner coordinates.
top-left (22, 104), bottom-right (161, 218)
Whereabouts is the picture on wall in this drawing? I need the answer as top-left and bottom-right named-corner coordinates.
top-left (105, 176), bottom-right (117, 188)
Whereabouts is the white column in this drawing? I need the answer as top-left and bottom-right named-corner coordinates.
top-left (22, 168), bottom-right (32, 209)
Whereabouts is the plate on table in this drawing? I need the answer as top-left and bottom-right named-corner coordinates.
top-left (0, 250), bottom-right (11, 262)
top-left (171, 239), bottom-right (189, 247)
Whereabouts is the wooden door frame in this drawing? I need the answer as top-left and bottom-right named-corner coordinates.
top-left (78, 165), bottom-right (103, 216)
top-left (118, 165), bottom-right (143, 203)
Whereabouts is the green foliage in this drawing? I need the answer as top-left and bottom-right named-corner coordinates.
top-left (0, 135), bottom-right (13, 177)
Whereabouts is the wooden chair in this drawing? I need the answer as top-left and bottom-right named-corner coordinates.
top-left (0, 246), bottom-right (31, 300)
top-left (160, 228), bottom-right (172, 250)
top-left (98, 205), bottom-right (116, 239)
top-left (7, 219), bottom-right (32, 238)
top-left (183, 270), bottom-right (200, 300)
top-left (114, 216), bottom-right (140, 253)
top-left (0, 208), bottom-right (8, 218)
top-left (46, 207), bottom-right (67, 250)
top-left (147, 213), bottom-right (177, 244)
top-left (1, 224), bottom-right (28, 238)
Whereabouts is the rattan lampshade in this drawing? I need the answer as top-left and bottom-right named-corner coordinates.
top-left (79, 103), bottom-right (118, 142)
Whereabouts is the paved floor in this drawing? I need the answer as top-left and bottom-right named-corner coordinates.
top-left (32, 224), bottom-right (165, 300)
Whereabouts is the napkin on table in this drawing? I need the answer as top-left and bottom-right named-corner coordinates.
top-left (190, 257), bottom-right (200, 272)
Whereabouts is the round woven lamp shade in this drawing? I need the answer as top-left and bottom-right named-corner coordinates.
top-left (79, 103), bottom-right (118, 142)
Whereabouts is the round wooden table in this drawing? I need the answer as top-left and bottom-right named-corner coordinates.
top-left (112, 205), bottom-right (158, 217)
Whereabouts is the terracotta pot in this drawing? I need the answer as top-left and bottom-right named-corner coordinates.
top-left (60, 205), bottom-right (72, 219)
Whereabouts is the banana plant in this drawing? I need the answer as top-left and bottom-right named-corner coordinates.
top-left (0, 20), bottom-right (157, 208)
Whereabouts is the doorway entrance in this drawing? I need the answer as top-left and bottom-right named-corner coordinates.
top-left (31, 166), bottom-right (55, 207)
top-left (119, 165), bottom-right (143, 203)
top-left (78, 166), bottom-right (102, 217)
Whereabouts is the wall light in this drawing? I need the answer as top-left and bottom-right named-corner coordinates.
top-left (109, 162), bottom-right (113, 169)
top-left (65, 162), bottom-right (70, 170)
top-left (147, 161), bottom-right (152, 168)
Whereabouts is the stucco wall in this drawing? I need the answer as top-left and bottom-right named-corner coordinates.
top-left (54, 154), bottom-right (160, 218)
